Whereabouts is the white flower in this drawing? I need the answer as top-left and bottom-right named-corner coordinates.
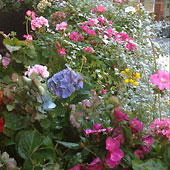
top-left (125, 6), bottom-right (136, 13)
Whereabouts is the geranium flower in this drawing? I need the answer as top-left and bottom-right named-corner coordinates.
top-left (56, 22), bottom-right (67, 31)
top-left (150, 70), bottom-right (170, 90)
top-left (25, 64), bottom-right (49, 78)
top-left (134, 149), bottom-right (144, 159)
top-left (114, 110), bottom-right (129, 123)
top-left (0, 117), bottom-right (4, 133)
top-left (69, 31), bottom-right (84, 42)
top-left (31, 16), bottom-right (49, 30)
top-left (23, 34), bottom-right (33, 42)
top-left (85, 123), bottom-right (106, 135)
top-left (84, 47), bottom-right (94, 53)
top-left (92, 6), bottom-right (106, 13)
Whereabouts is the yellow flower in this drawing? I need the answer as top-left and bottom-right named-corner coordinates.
top-left (125, 69), bottom-right (129, 72)
top-left (133, 81), bottom-right (139, 86)
top-left (121, 71), bottom-right (125, 74)
top-left (125, 79), bottom-right (129, 83)
top-left (130, 79), bottom-right (134, 83)
top-left (136, 73), bottom-right (140, 79)
top-left (165, 100), bottom-right (169, 104)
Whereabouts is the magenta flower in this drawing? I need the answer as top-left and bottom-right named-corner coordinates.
top-left (25, 64), bottom-right (49, 78)
top-left (130, 117), bottom-right (143, 134)
top-left (84, 47), bottom-right (94, 53)
top-left (150, 70), bottom-right (170, 90)
top-left (134, 149), bottom-right (144, 159)
top-left (105, 137), bottom-right (124, 168)
top-left (69, 164), bottom-right (81, 170)
top-left (114, 110), bottom-right (129, 123)
top-left (85, 158), bottom-right (104, 170)
top-left (69, 31), bottom-right (84, 42)
top-left (2, 57), bottom-right (11, 68)
top-left (84, 123), bottom-right (106, 135)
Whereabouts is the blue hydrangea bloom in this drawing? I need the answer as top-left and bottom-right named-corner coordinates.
top-left (48, 68), bottom-right (83, 98)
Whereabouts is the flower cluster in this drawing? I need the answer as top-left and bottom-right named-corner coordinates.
top-left (69, 31), bottom-right (84, 42)
top-left (56, 21), bottom-right (67, 31)
top-left (48, 68), bottom-right (83, 98)
top-left (121, 68), bottom-right (140, 86)
top-left (57, 42), bottom-right (66, 56)
top-left (105, 137), bottom-right (124, 168)
top-left (150, 118), bottom-right (170, 140)
top-left (130, 117), bottom-right (144, 134)
top-left (150, 70), bottom-right (170, 90)
top-left (114, 109), bottom-right (129, 123)
top-left (37, 0), bottom-right (51, 12)
top-left (31, 16), bottom-right (49, 30)
top-left (25, 64), bottom-right (49, 78)
top-left (23, 34), bottom-right (33, 42)
top-left (91, 6), bottom-right (106, 13)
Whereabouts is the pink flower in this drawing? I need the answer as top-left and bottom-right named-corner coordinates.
top-left (96, 6), bottom-right (106, 13)
top-left (84, 47), bottom-right (94, 53)
top-left (56, 22), bottom-right (67, 31)
top-left (114, 110), bottom-right (129, 123)
top-left (150, 70), bottom-right (170, 90)
top-left (125, 42), bottom-right (135, 51)
top-left (87, 30), bottom-right (96, 36)
top-left (105, 137), bottom-right (124, 168)
top-left (100, 88), bottom-right (107, 95)
top-left (25, 64), bottom-right (49, 78)
top-left (23, 34), bottom-right (33, 42)
top-left (85, 158), bottom-right (104, 170)
top-left (150, 118), bottom-right (170, 140)
top-left (69, 31), bottom-right (84, 42)
top-left (2, 57), bottom-right (11, 68)
top-left (70, 164), bottom-right (81, 170)
top-left (84, 123), bottom-right (106, 135)
top-left (130, 117), bottom-right (143, 134)
top-left (31, 16), bottom-right (49, 30)
top-left (134, 149), bottom-right (144, 159)
top-left (57, 42), bottom-right (61, 48)
top-left (57, 48), bottom-right (66, 56)
top-left (26, 10), bottom-right (32, 17)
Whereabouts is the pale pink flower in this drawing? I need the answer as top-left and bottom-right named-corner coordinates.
top-left (25, 64), bottom-right (49, 78)
top-left (31, 16), bottom-right (49, 30)
top-left (150, 70), bottom-right (170, 90)
top-left (56, 22), bottom-right (67, 31)
top-left (23, 34), bottom-right (33, 42)
top-left (26, 10), bottom-right (32, 17)
top-left (96, 6), bottom-right (106, 13)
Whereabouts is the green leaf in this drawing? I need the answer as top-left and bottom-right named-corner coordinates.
top-left (56, 140), bottom-right (81, 149)
top-left (132, 159), bottom-right (168, 170)
top-left (17, 131), bottom-right (43, 159)
top-left (4, 113), bottom-right (24, 130)
top-left (40, 119), bottom-right (51, 129)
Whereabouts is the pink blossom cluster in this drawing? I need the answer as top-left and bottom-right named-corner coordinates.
top-left (134, 133), bottom-right (154, 159)
top-left (91, 6), bottom-right (106, 13)
top-left (31, 16), bottom-right (49, 30)
top-left (150, 118), bottom-right (170, 140)
top-left (105, 137), bottom-right (124, 168)
top-left (114, 109), bottom-right (129, 123)
top-left (150, 70), bottom-right (170, 90)
top-left (56, 22), bottom-right (67, 31)
top-left (84, 47), bottom-right (94, 54)
top-left (26, 10), bottom-right (35, 18)
top-left (115, 33), bottom-right (135, 50)
top-left (69, 31), bottom-right (84, 42)
top-left (25, 64), bottom-right (49, 78)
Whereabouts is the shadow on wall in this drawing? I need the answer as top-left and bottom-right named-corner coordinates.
top-left (0, 11), bottom-right (26, 54)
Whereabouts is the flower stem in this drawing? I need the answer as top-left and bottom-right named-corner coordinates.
top-left (26, 19), bottom-right (29, 35)
top-left (158, 93), bottom-right (162, 119)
